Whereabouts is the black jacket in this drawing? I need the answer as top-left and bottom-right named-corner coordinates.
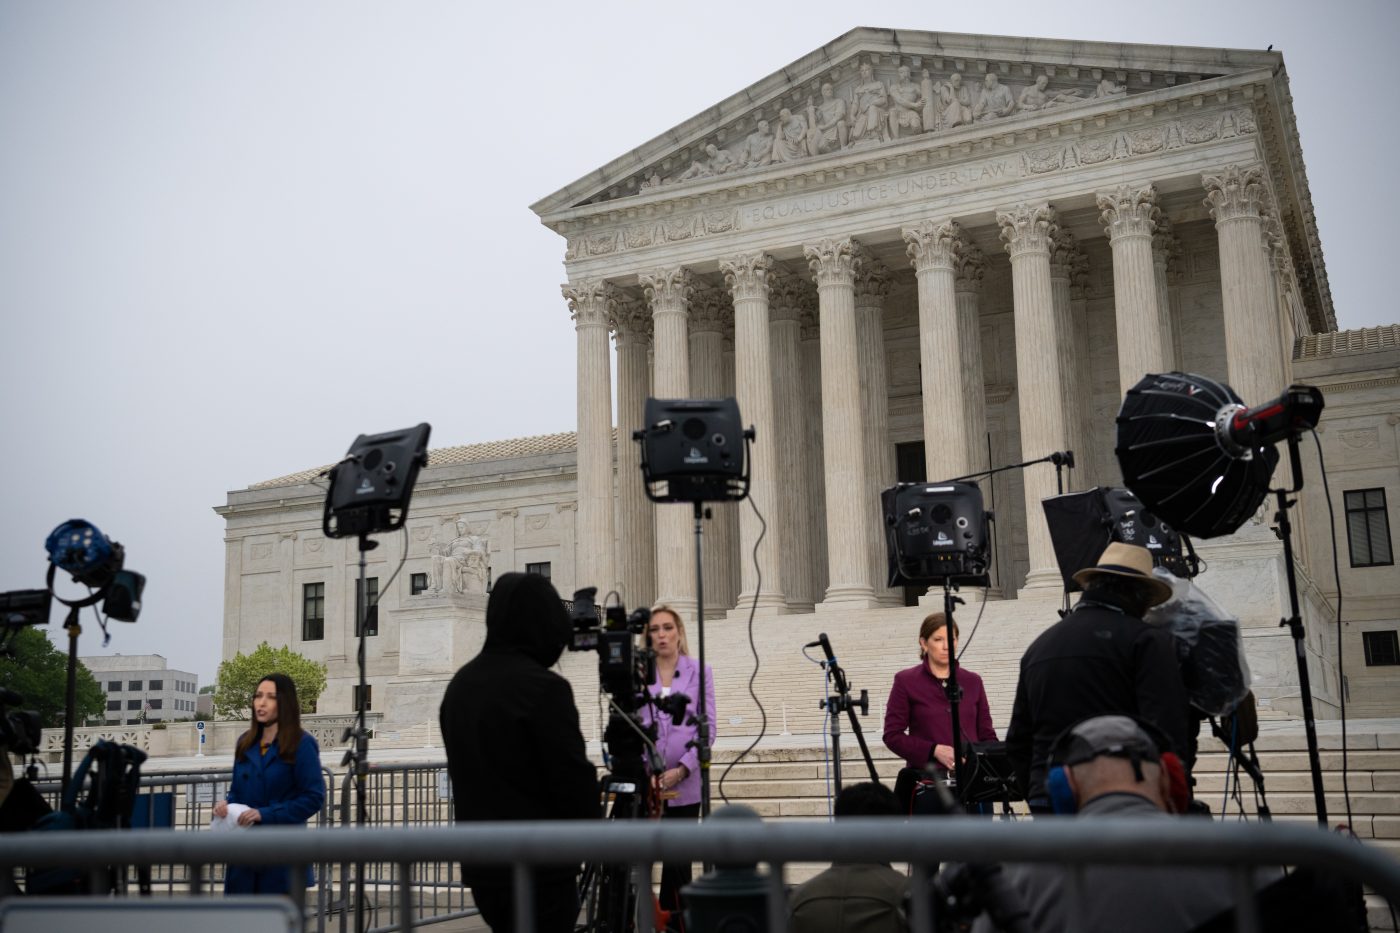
top-left (1005, 592), bottom-right (1190, 803)
top-left (439, 572), bottom-right (599, 886)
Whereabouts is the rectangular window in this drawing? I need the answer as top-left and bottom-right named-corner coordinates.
top-left (1363, 630), bottom-right (1400, 666)
top-left (410, 572), bottom-right (428, 595)
top-left (1345, 489), bottom-right (1393, 567)
top-left (355, 577), bottom-right (379, 637)
top-left (303, 582), bottom-right (325, 641)
top-left (107, 680), bottom-right (121, 692)
top-left (148, 699), bottom-right (162, 710)
top-left (126, 718), bottom-right (140, 725)
top-left (353, 684), bottom-right (372, 712)
top-left (107, 700), bottom-right (121, 711)
top-left (525, 562), bottom-right (551, 578)
top-left (127, 700), bottom-right (141, 710)
top-left (149, 679), bottom-right (163, 691)
top-left (128, 680), bottom-right (142, 691)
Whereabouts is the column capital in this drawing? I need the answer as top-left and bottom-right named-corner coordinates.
top-left (1049, 227), bottom-right (1079, 280)
top-left (720, 252), bottom-right (775, 302)
top-left (639, 266), bottom-right (696, 313)
top-left (563, 279), bottom-right (620, 327)
top-left (688, 281), bottom-right (731, 334)
top-left (997, 204), bottom-right (1058, 258)
top-left (769, 265), bottom-right (814, 323)
top-left (1202, 164), bottom-right (1266, 224)
top-left (804, 236), bottom-right (863, 287)
top-left (903, 219), bottom-right (962, 273)
top-left (608, 294), bottom-right (653, 346)
top-left (854, 254), bottom-right (890, 304)
top-left (1097, 183), bottom-right (1159, 241)
top-left (954, 241), bottom-right (986, 294)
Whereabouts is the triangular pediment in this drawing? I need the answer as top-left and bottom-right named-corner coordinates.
top-left (531, 27), bottom-right (1279, 218)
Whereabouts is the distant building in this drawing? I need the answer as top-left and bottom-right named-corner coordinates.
top-left (81, 654), bottom-right (200, 724)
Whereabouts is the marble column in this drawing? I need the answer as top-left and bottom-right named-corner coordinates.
top-left (904, 218), bottom-right (969, 482)
top-left (610, 295), bottom-right (655, 609)
top-left (804, 237), bottom-right (877, 608)
top-left (997, 204), bottom-right (1069, 591)
top-left (640, 267), bottom-right (697, 617)
top-left (1098, 183), bottom-right (1165, 396)
top-left (687, 282), bottom-right (735, 616)
top-left (954, 244), bottom-right (990, 479)
top-left (720, 253), bottom-right (788, 613)
top-left (719, 327), bottom-right (741, 606)
top-left (562, 280), bottom-right (619, 597)
top-left (854, 253), bottom-right (899, 605)
top-left (1203, 165), bottom-right (1286, 409)
top-left (1067, 253), bottom-right (1095, 488)
top-left (768, 268), bottom-right (816, 611)
top-left (1152, 215), bottom-right (1181, 372)
top-left (798, 302), bottom-right (830, 601)
top-left (1049, 228), bottom-right (1086, 491)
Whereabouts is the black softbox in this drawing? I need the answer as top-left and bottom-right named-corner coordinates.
top-left (635, 398), bottom-right (750, 504)
top-left (881, 482), bottom-right (991, 587)
top-left (1044, 486), bottom-right (1187, 592)
top-left (323, 423), bottom-right (432, 538)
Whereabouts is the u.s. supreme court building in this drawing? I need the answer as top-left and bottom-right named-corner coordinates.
top-left (219, 29), bottom-right (1398, 738)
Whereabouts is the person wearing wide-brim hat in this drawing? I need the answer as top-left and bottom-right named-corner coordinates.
top-left (1004, 542), bottom-right (1191, 812)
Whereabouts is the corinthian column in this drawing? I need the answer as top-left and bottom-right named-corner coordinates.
top-left (997, 205), bottom-right (1068, 591)
top-left (611, 295), bottom-right (655, 609)
top-left (688, 282), bottom-right (736, 614)
top-left (1067, 254), bottom-right (1095, 488)
top-left (769, 268), bottom-right (816, 611)
top-left (563, 280), bottom-right (619, 597)
top-left (1098, 183), bottom-right (1165, 396)
top-left (721, 253), bottom-right (787, 613)
top-left (798, 302), bottom-right (830, 600)
top-left (1203, 164), bottom-right (1286, 408)
top-left (954, 244), bottom-right (990, 479)
top-left (640, 267), bottom-right (697, 617)
top-left (804, 237), bottom-right (876, 608)
top-left (854, 253), bottom-right (899, 605)
top-left (904, 218), bottom-right (969, 482)
top-left (1050, 228), bottom-right (1086, 490)
top-left (1152, 215), bottom-right (1181, 371)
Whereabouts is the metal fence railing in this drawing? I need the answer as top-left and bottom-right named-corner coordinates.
top-left (3, 817), bottom-right (1399, 933)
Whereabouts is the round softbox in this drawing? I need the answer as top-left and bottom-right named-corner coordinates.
top-left (1115, 372), bottom-right (1278, 539)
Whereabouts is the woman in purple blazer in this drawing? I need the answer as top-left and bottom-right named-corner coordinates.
top-left (883, 612), bottom-right (998, 780)
top-left (641, 605), bottom-right (716, 925)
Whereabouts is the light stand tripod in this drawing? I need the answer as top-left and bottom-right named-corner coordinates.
top-left (809, 633), bottom-right (880, 794)
top-left (940, 584), bottom-right (967, 796)
top-left (691, 500), bottom-right (714, 819)
top-left (344, 534), bottom-right (375, 933)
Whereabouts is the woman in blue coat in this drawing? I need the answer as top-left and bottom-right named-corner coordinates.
top-left (213, 672), bottom-right (325, 894)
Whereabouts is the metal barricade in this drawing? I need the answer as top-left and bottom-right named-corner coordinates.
top-left (3, 818), bottom-right (1399, 933)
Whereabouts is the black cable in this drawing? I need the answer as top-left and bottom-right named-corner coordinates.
top-left (955, 586), bottom-right (990, 661)
top-left (365, 525), bottom-right (411, 616)
top-left (716, 494), bottom-right (770, 805)
top-left (1311, 429), bottom-right (1353, 828)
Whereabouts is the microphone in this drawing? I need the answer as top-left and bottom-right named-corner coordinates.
top-left (1049, 450), bottom-right (1075, 468)
top-left (805, 632), bottom-right (836, 665)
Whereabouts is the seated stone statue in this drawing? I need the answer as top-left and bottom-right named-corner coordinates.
top-left (772, 108), bottom-right (811, 162)
top-left (938, 73), bottom-right (973, 130)
top-left (740, 119), bottom-right (775, 169)
top-left (806, 83), bottom-right (849, 153)
top-left (848, 61), bottom-right (888, 145)
top-left (886, 65), bottom-right (925, 138)
top-left (973, 73), bottom-right (1016, 122)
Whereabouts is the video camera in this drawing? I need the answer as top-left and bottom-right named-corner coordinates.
top-left (566, 587), bottom-right (658, 713)
top-left (0, 688), bottom-right (41, 757)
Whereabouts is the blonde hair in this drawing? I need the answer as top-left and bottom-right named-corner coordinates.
top-left (649, 604), bottom-right (690, 655)
top-left (918, 612), bottom-right (959, 659)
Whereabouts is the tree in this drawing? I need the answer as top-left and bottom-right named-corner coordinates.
top-left (0, 627), bottom-right (105, 728)
top-left (212, 642), bottom-right (328, 719)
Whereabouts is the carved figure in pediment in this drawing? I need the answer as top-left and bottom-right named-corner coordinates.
top-left (640, 172), bottom-right (663, 190)
top-left (848, 61), bottom-right (889, 145)
top-left (676, 143), bottom-right (738, 182)
top-left (920, 70), bottom-right (938, 132)
top-left (1094, 77), bottom-right (1127, 99)
top-left (1018, 74), bottom-right (1084, 112)
top-left (739, 119), bottom-right (775, 169)
top-left (886, 65), bottom-right (925, 138)
top-left (772, 108), bottom-right (812, 162)
top-left (973, 73), bottom-right (1016, 122)
top-left (806, 82), bottom-right (849, 154)
top-left (937, 73), bottom-right (973, 130)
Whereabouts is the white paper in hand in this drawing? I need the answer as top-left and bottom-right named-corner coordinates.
top-left (210, 803), bottom-right (250, 831)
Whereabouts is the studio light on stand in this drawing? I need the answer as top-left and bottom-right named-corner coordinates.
top-left (634, 397), bottom-right (752, 819)
top-left (1116, 372), bottom-right (1326, 823)
top-left (881, 481), bottom-right (992, 803)
top-left (1043, 486), bottom-right (1195, 596)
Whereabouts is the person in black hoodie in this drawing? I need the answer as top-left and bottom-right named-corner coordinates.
top-left (1004, 543), bottom-right (1190, 813)
top-left (439, 571), bottom-right (599, 932)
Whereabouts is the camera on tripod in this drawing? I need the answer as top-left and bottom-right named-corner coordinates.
top-left (566, 587), bottom-right (658, 713)
top-left (0, 688), bottom-right (41, 757)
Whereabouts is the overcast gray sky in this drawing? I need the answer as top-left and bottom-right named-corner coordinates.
top-left (2, 1), bottom-right (1394, 684)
